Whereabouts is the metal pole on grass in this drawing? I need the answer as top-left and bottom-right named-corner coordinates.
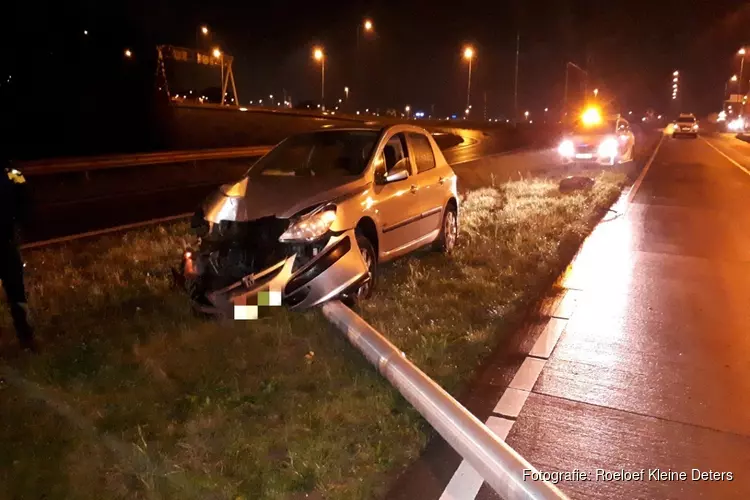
top-left (320, 300), bottom-right (569, 500)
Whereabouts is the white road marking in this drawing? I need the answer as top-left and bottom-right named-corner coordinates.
top-left (625, 132), bottom-right (666, 206)
top-left (439, 459), bottom-right (484, 500)
top-left (701, 136), bottom-right (750, 178)
top-left (528, 318), bottom-right (568, 359)
top-left (551, 289), bottom-right (581, 319)
top-left (508, 357), bottom-right (546, 392)
top-left (439, 416), bottom-right (516, 500)
top-left (492, 388), bottom-right (531, 418)
top-left (486, 416), bottom-right (515, 439)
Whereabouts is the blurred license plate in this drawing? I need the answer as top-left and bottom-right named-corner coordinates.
top-left (575, 153), bottom-right (593, 159)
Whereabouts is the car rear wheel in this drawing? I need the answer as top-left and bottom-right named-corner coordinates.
top-left (433, 205), bottom-right (458, 254)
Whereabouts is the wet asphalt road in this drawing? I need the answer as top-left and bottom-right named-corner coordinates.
top-left (389, 132), bottom-right (750, 500)
top-left (21, 127), bottom-right (550, 244)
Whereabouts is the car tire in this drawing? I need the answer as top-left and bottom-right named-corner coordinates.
top-left (433, 204), bottom-right (458, 254)
top-left (186, 277), bottom-right (214, 318)
top-left (342, 232), bottom-right (378, 306)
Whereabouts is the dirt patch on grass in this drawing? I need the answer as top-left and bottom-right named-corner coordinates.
top-left (0, 173), bottom-right (625, 499)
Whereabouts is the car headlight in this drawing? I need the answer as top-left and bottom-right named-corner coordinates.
top-left (279, 207), bottom-right (337, 243)
top-left (558, 139), bottom-right (575, 157)
top-left (692, 124), bottom-right (699, 130)
top-left (598, 137), bottom-right (619, 158)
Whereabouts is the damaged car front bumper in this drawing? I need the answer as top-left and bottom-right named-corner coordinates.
top-left (179, 229), bottom-right (370, 318)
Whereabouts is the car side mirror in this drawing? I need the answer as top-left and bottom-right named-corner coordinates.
top-left (384, 158), bottom-right (410, 183)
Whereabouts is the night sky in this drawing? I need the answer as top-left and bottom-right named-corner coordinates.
top-left (3, 0), bottom-right (750, 120)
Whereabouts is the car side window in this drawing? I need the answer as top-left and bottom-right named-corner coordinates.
top-left (382, 133), bottom-right (409, 172)
top-left (407, 133), bottom-right (436, 173)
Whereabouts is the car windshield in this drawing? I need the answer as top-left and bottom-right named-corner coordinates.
top-left (248, 130), bottom-right (380, 178)
top-left (677, 116), bottom-right (696, 123)
top-left (571, 119), bottom-right (617, 135)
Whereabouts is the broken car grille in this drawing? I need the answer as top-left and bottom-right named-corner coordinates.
top-left (200, 216), bottom-right (291, 277)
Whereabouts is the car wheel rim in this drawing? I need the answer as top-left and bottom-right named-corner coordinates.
top-left (445, 211), bottom-right (457, 251)
top-left (357, 248), bottom-right (374, 298)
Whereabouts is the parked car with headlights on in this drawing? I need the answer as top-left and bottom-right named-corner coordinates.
top-left (558, 108), bottom-right (635, 166)
top-left (174, 125), bottom-right (460, 318)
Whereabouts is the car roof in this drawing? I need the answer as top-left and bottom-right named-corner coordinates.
top-left (300, 123), bottom-right (434, 136)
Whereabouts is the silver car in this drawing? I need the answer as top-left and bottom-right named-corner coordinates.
top-left (177, 124), bottom-right (459, 317)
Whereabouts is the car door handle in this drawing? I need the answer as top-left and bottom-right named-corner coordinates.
top-left (410, 184), bottom-right (418, 194)
top-left (438, 176), bottom-right (445, 185)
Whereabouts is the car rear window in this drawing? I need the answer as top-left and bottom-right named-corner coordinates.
top-left (677, 117), bottom-right (696, 123)
top-left (407, 133), bottom-right (436, 173)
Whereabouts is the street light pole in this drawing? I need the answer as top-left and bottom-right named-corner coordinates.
top-left (355, 19), bottom-right (373, 110)
top-left (313, 48), bottom-right (326, 109)
top-left (514, 31), bottom-right (520, 124)
top-left (467, 57), bottom-right (472, 109)
top-left (463, 46), bottom-right (475, 113)
top-left (739, 48), bottom-right (746, 115)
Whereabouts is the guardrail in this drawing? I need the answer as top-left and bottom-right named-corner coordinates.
top-left (17, 131), bottom-right (464, 177)
top-left (19, 145), bottom-right (273, 177)
top-left (321, 300), bottom-right (568, 500)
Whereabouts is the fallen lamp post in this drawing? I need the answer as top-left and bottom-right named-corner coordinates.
top-left (321, 300), bottom-right (568, 500)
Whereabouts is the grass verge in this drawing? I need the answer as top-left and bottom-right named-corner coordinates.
top-left (0, 172), bottom-right (625, 500)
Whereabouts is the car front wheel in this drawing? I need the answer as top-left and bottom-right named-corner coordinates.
top-left (342, 232), bottom-right (377, 306)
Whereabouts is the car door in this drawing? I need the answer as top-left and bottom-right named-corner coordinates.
top-left (371, 132), bottom-right (424, 258)
top-left (406, 131), bottom-right (448, 237)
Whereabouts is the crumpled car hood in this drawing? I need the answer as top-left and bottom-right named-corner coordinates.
top-left (202, 175), bottom-right (369, 223)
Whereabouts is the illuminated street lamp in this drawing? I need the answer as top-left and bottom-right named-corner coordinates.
top-left (463, 46), bottom-right (475, 110)
top-left (673, 70), bottom-right (679, 76)
top-left (593, 88), bottom-right (599, 97)
top-left (524, 110), bottom-right (530, 120)
top-left (405, 105), bottom-right (411, 118)
top-left (737, 48), bottom-right (748, 114)
top-left (355, 19), bottom-right (374, 107)
top-left (124, 49), bottom-right (132, 58)
top-left (196, 25), bottom-right (212, 50)
top-left (314, 47), bottom-right (325, 109)
top-left (212, 47), bottom-right (221, 58)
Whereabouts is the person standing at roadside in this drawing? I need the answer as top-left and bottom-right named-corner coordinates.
top-left (0, 159), bottom-right (37, 352)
